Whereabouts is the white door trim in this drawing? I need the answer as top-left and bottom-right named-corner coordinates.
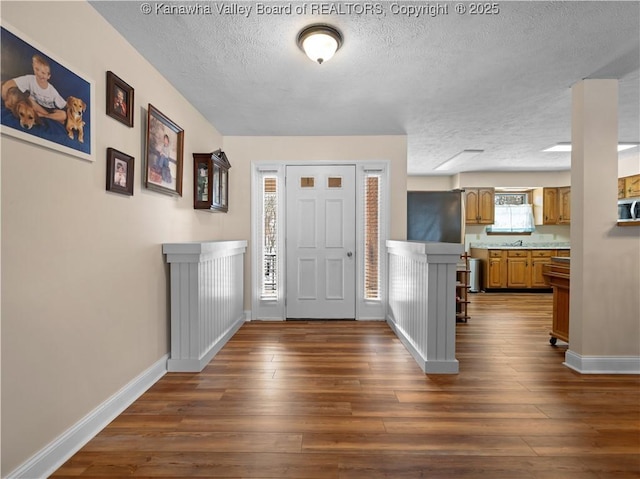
top-left (251, 160), bottom-right (390, 321)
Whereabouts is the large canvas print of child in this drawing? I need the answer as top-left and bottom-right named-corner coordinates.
top-left (0, 26), bottom-right (91, 157)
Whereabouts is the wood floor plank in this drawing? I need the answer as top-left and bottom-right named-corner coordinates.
top-left (50, 293), bottom-right (640, 478)
top-left (177, 415), bottom-right (386, 433)
top-left (382, 417), bottom-right (597, 436)
top-left (80, 431), bottom-right (303, 453)
top-left (302, 432), bottom-right (536, 455)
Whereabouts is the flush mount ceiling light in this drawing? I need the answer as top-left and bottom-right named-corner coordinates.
top-left (297, 24), bottom-right (343, 64)
top-left (543, 142), bottom-right (639, 152)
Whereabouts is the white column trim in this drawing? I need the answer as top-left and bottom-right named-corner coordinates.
top-left (565, 350), bottom-right (640, 374)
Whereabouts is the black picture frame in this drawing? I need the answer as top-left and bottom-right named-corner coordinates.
top-left (106, 147), bottom-right (134, 196)
top-left (106, 71), bottom-right (134, 127)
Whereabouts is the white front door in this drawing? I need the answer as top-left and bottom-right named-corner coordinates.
top-left (286, 165), bottom-right (356, 319)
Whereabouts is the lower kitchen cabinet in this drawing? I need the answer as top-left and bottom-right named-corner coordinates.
top-left (531, 250), bottom-right (554, 287)
top-left (487, 250), bottom-right (507, 288)
top-left (507, 250), bottom-right (529, 288)
top-left (471, 248), bottom-right (567, 290)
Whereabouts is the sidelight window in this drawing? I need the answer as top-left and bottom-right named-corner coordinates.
top-left (262, 176), bottom-right (278, 298)
top-left (364, 174), bottom-right (380, 300)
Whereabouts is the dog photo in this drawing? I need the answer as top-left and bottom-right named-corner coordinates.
top-left (1, 24), bottom-right (93, 161)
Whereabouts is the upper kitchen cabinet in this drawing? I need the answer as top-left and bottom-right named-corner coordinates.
top-left (618, 174), bottom-right (640, 199)
top-left (465, 188), bottom-right (495, 225)
top-left (618, 178), bottom-right (627, 199)
top-left (533, 186), bottom-right (570, 225)
top-left (542, 187), bottom-right (558, 224)
top-left (624, 174), bottom-right (640, 198)
top-left (558, 186), bottom-right (571, 224)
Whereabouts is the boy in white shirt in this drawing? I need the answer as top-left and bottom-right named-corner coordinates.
top-left (1, 54), bottom-right (67, 123)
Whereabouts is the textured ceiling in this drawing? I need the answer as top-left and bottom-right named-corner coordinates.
top-left (90, 1), bottom-right (640, 175)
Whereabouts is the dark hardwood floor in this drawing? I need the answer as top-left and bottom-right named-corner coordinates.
top-left (51, 293), bottom-right (640, 478)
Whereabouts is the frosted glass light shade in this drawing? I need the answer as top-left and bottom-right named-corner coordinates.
top-left (297, 25), bottom-right (343, 64)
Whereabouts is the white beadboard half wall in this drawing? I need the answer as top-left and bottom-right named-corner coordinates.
top-left (163, 240), bottom-right (248, 372)
top-left (386, 240), bottom-right (464, 374)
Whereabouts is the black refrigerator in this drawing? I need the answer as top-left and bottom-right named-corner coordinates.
top-left (407, 190), bottom-right (465, 243)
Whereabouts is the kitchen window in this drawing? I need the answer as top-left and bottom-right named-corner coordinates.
top-left (487, 192), bottom-right (535, 233)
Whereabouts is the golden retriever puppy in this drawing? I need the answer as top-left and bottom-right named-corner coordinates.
top-left (4, 86), bottom-right (27, 111)
top-left (3, 87), bottom-right (40, 130)
top-left (65, 96), bottom-right (86, 143)
top-left (14, 100), bottom-right (40, 130)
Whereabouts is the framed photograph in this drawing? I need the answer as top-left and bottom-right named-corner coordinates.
top-left (1, 23), bottom-right (94, 161)
top-left (106, 71), bottom-right (133, 127)
top-left (106, 147), bottom-right (134, 196)
top-left (145, 104), bottom-right (184, 196)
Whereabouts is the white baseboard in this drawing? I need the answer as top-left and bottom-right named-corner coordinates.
top-left (565, 350), bottom-right (640, 374)
top-left (167, 314), bottom-right (244, 372)
top-left (244, 310), bottom-right (251, 321)
top-left (386, 317), bottom-right (459, 374)
top-left (6, 354), bottom-right (168, 479)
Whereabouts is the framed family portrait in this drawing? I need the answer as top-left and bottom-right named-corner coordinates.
top-left (106, 147), bottom-right (134, 196)
top-left (106, 71), bottom-right (134, 127)
top-left (145, 104), bottom-right (184, 196)
top-left (0, 23), bottom-right (94, 161)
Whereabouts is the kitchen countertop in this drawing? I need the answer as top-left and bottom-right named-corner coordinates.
top-left (469, 242), bottom-right (570, 250)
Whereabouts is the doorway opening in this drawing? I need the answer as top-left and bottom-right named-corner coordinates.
top-left (251, 161), bottom-right (389, 321)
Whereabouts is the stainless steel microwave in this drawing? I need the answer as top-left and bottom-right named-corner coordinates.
top-left (618, 198), bottom-right (640, 222)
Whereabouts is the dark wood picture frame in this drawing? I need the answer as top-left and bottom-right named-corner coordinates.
top-left (144, 104), bottom-right (184, 196)
top-left (106, 147), bottom-right (134, 196)
top-left (106, 71), bottom-right (134, 127)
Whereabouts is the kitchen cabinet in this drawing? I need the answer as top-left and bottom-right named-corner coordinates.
top-left (487, 250), bottom-right (507, 288)
top-left (534, 187), bottom-right (571, 225)
top-left (465, 188), bottom-right (495, 225)
top-left (558, 187), bottom-right (571, 224)
top-left (624, 174), bottom-right (640, 198)
top-left (618, 178), bottom-right (627, 199)
top-left (531, 250), bottom-right (555, 287)
top-left (507, 250), bottom-right (530, 288)
top-left (471, 247), bottom-right (567, 290)
top-left (470, 248), bottom-right (507, 289)
top-left (508, 250), bottom-right (554, 288)
top-left (542, 188), bottom-right (559, 224)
